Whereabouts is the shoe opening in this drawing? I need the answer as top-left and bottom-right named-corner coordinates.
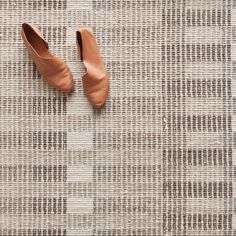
top-left (76, 31), bottom-right (83, 61)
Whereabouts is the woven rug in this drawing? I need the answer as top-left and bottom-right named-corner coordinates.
top-left (0, 0), bottom-right (235, 235)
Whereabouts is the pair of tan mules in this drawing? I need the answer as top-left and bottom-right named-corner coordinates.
top-left (21, 23), bottom-right (109, 109)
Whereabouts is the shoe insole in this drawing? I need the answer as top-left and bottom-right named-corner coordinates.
top-left (24, 25), bottom-right (53, 59)
top-left (76, 31), bottom-right (83, 61)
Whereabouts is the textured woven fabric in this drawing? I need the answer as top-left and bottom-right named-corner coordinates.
top-left (0, 0), bottom-right (235, 235)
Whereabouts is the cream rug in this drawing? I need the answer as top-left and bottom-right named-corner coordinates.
top-left (0, 0), bottom-right (234, 235)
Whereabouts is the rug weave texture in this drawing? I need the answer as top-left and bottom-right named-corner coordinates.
top-left (0, 0), bottom-right (235, 235)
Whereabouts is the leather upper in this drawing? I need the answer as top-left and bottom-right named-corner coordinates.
top-left (21, 23), bottom-right (74, 93)
top-left (76, 28), bottom-right (109, 108)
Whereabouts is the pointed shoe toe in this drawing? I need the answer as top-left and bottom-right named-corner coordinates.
top-left (87, 93), bottom-right (107, 109)
top-left (82, 72), bottom-right (109, 108)
top-left (60, 72), bottom-right (74, 93)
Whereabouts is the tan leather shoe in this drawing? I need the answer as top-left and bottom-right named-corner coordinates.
top-left (21, 23), bottom-right (74, 93)
top-left (76, 28), bottom-right (109, 108)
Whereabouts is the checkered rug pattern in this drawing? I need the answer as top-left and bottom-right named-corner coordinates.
top-left (0, 0), bottom-right (235, 235)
